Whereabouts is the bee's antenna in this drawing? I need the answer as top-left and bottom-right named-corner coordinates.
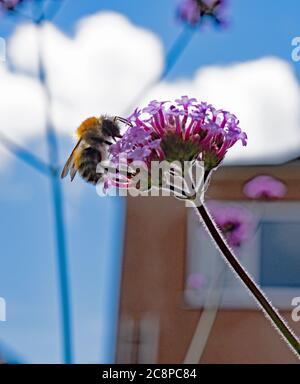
top-left (113, 116), bottom-right (133, 127)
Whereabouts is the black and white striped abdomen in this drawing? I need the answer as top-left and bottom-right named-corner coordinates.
top-left (78, 147), bottom-right (104, 185)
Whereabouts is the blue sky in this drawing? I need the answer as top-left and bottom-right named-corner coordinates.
top-left (1, 0), bottom-right (300, 80)
top-left (0, 0), bottom-right (300, 363)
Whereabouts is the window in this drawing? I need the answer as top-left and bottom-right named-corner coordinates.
top-left (185, 202), bottom-right (300, 309)
top-left (260, 222), bottom-right (300, 288)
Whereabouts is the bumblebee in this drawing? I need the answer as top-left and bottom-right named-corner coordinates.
top-left (61, 115), bottom-right (128, 185)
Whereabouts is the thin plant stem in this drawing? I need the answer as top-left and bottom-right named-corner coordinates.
top-left (35, 9), bottom-right (73, 364)
top-left (193, 201), bottom-right (300, 357)
top-left (161, 25), bottom-right (196, 80)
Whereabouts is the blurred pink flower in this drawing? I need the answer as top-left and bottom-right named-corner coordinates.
top-left (243, 175), bottom-right (287, 200)
top-left (177, 0), bottom-right (227, 28)
top-left (187, 273), bottom-right (206, 289)
top-left (207, 201), bottom-right (256, 247)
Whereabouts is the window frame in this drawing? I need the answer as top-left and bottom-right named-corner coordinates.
top-left (185, 201), bottom-right (300, 310)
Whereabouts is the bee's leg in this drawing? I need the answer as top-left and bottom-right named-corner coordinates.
top-left (113, 116), bottom-right (133, 127)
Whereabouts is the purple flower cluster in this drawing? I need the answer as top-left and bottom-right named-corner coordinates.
top-left (243, 175), bottom-right (287, 200)
top-left (207, 201), bottom-right (256, 247)
top-left (177, 0), bottom-right (226, 27)
top-left (110, 96), bottom-right (246, 172)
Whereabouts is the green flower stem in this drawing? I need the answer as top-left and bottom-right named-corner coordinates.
top-left (194, 202), bottom-right (300, 357)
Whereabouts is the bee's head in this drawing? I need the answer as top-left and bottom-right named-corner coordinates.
top-left (102, 117), bottom-right (122, 141)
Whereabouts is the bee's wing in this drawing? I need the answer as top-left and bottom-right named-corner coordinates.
top-left (61, 138), bottom-right (82, 181)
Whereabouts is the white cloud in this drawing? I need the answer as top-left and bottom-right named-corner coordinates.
top-left (0, 63), bottom-right (46, 140)
top-left (140, 57), bottom-right (300, 164)
top-left (0, 11), bottom-right (300, 167)
top-left (0, 11), bottom-right (163, 154)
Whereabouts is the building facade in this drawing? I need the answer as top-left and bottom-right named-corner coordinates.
top-left (116, 160), bottom-right (300, 364)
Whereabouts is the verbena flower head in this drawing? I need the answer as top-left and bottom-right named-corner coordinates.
top-left (243, 175), bottom-right (287, 200)
top-left (177, 0), bottom-right (226, 27)
top-left (108, 96), bottom-right (246, 191)
top-left (207, 201), bottom-right (256, 247)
